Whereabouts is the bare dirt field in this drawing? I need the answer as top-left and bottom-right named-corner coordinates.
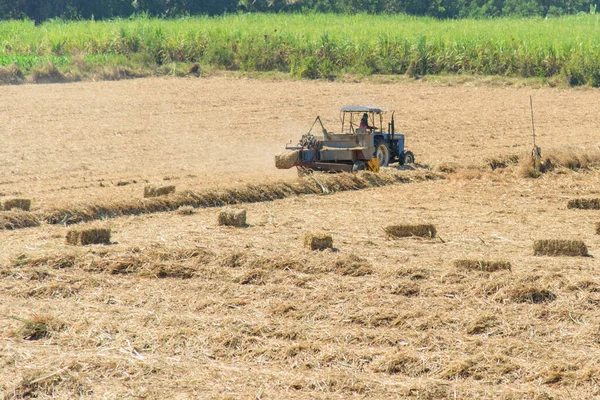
top-left (1, 76), bottom-right (600, 399)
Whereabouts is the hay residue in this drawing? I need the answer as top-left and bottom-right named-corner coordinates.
top-left (3, 198), bottom-right (32, 212)
top-left (144, 184), bottom-right (176, 198)
top-left (66, 228), bottom-right (111, 246)
top-left (505, 285), bottom-right (556, 303)
top-left (384, 224), bottom-right (436, 239)
top-left (303, 232), bottom-right (333, 251)
top-left (330, 254), bottom-right (373, 276)
top-left (567, 198), bottom-right (600, 210)
top-left (0, 210), bottom-right (40, 230)
top-left (275, 150), bottom-right (300, 169)
top-left (453, 259), bottom-right (512, 272)
top-left (218, 208), bottom-right (247, 227)
top-left (533, 239), bottom-right (588, 257)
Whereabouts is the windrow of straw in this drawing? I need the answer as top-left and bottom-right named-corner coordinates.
top-left (567, 198), bottom-right (600, 210)
top-left (533, 239), bottom-right (589, 257)
top-left (6, 246), bottom-right (377, 279)
top-left (33, 169), bottom-right (440, 228)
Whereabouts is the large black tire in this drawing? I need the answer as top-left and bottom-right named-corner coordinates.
top-left (374, 138), bottom-right (390, 167)
top-left (352, 160), bottom-right (366, 172)
top-left (402, 151), bottom-right (415, 165)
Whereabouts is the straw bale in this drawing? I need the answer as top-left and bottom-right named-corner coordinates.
top-left (275, 150), bottom-right (300, 169)
top-left (596, 222), bottom-right (600, 235)
top-left (384, 224), bottom-right (436, 238)
top-left (3, 198), bottom-right (31, 212)
top-left (218, 208), bottom-right (247, 227)
top-left (66, 228), bottom-right (111, 246)
top-left (143, 185), bottom-right (176, 198)
top-left (303, 232), bottom-right (333, 251)
top-left (567, 198), bottom-right (600, 210)
top-left (533, 239), bottom-right (588, 257)
top-left (453, 259), bottom-right (512, 272)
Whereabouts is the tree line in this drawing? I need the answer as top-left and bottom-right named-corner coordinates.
top-left (0, 0), bottom-right (597, 23)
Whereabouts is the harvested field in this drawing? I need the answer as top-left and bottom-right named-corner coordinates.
top-left (2, 76), bottom-right (600, 399)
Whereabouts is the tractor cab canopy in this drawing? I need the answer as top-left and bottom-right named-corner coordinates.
top-left (340, 106), bottom-right (385, 134)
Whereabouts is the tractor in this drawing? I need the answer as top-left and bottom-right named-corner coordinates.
top-left (276, 106), bottom-right (414, 174)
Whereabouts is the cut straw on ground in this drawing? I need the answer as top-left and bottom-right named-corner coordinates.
top-left (453, 259), bottom-right (512, 272)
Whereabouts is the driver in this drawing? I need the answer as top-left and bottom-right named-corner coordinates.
top-left (359, 113), bottom-right (376, 131)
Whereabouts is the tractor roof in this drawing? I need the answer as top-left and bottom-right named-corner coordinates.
top-left (341, 106), bottom-right (384, 113)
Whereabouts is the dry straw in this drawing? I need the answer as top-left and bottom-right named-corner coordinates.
top-left (533, 239), bottom-right (588, 257)
top-left (3, 199), bottom-right (31, 212)
top-left (218, 208), bottom-right (246, 227)
top-left (143, 185), bottom-right (176, 198)
top-left (384, 224), bottom-right (436, 238)
top-left (454, 259), bottom-right (512, 272)
top-left (274, 150), bottom-right (300, 169)
top-left (0, 210), bottom-right (40, 229)
top-left (596, 222), bottom-right (600, 235)
top-left (16, 169), bottom-right (440, 229)
top-left (66, 228), bottom-right (111, 246)
top-left (303, 232), bottom-right (333, 250)
top-left (567, 198), bottom-right (600, 210)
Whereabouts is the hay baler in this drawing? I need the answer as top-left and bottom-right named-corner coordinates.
top-left (277, 106), bottom-right (414, 174)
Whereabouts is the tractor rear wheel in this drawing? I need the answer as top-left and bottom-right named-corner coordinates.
top-left (375, 139), bottom-right (390, 167)
top-left (402, 151), bottom-right (415, 165)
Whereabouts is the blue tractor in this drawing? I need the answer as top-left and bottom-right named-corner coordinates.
top-left (277, 106), bottom-right (414, 174)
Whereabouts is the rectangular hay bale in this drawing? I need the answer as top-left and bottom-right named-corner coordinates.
top-left (3, 198), bottom-right (31, 212)
top-left (144, 185), bottom-right (176, 198)
top-left (303, 232), bottom-right (333, 251)
top-left (453, 259), bottom-right (512, 272)
top-left (384, 224), bottom-right (436, 238)
top-left (66, 228), bottom-right (111, 246)
top-left (567, 198), bottom-right (600, 210)
top-left (533, 239), bottom-right (588, 257)
top-left (275, 150), bottom-right (300, 170)
top-left (218, 208), bottom-right (247, 227)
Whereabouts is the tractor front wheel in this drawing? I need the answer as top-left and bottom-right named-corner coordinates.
top-left (375, 139), bottom-right (390, 167)
top-left (352, 160), bottom-right (366, 173)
